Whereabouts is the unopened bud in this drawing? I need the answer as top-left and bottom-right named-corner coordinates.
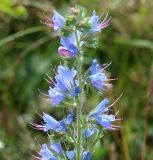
top-left (70, 7), bottom-right (79, 15)
top-left (44, 16), bottom-right (53, 28)
top-left (58, 46), bottom-right (69, 57)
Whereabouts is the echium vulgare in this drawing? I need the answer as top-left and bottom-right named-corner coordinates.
top-left (31, 5), bottom-right (122, 160)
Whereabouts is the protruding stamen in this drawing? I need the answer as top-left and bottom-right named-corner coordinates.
top-left (108, 93), bottom-right (123, 109)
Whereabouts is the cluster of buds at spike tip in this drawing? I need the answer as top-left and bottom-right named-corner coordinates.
top-left (31, 5), bottom-right (122, 160)
top-left (43, 5), bottom-right (111, 58)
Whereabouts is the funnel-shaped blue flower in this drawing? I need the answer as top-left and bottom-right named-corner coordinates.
top-left (32, 112), bottom-right (73, 133)
top-left (96, 114), bottom-right (116, 130)
top-left (39, 142), bottom-right (62, 160)
top-left (52, 10), bottom-right (65, 31)
top-left (39, 143), bottom-right (58, 160)
top-left (89, 59), bottom-right (112, 91)
top-left (90, 10), bottom-right (111, 32)
top-left (88, 98), bottom-right (109, 118)
top-left (45, 10), bottom-right (65, 32)
top-left (88, 99), bottom-right (119, 130)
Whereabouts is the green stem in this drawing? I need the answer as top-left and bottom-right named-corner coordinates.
top-left (74, 29), bottom-right (84, 160)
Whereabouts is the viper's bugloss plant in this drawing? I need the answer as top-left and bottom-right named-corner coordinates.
top-left (32, 5), bottom-right (122, 160)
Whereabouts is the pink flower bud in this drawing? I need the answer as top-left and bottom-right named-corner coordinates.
top-left (58, 46), bottom-right (69, 57)
top-left (44, 16), bottom-right (53, 28)
top-left (70, 7), bottom-right (79, 14)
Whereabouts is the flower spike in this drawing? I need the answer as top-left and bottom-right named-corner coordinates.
top-left (31, 6), bottom-right (121, 160)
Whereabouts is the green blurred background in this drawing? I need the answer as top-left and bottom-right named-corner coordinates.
top-left (0, 0), bottom-right (153, 159)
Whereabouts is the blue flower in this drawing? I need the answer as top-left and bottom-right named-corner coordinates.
top-left (90, 72), bottom-right (107, 90)
top-left (31, 112), bottom-right (73, 133)
top-left (89, 10), bottom-right (111, 32)
top-left (82, 151), bottom-right (92, 160)
top-left (48, 88), bottom-right (65, 106)
top-left (66, 150), bottom-right (92, 160)
top-left (55, 65), bottom-right (77, 92)
top-left (58, 31), bottom-right (83, 58)
top-left (89, 10), bottom-right (101, 32)
top-left (52, 10), bottom-right (65, 31)
top-left (42, 112), bottom-right (60, 132)
top-left (88, 98), bottom-right (109, 118)
top-left (48, 65), bottom-right (80, 106)
top-left (39, 143), bottom-right (58, 160)
top-left (96, 114), bottom-right (116, 130)
top-left (45, 10), bottom-right (65, 32)
top-left (88, 99), bottom-right (119, 130)
top-left (83, 127), bottom-right (98, 138)
top-left (89, 59), bottom-right (112, 91)
top-left (70, 80), bottom-right (81, 96)
top-left (64, 112), bottom-right (74, 125)
top-left (50, 141), bottom-right (63, 154)
top-left (66, 150), bottom-right (76, 160)
top-left (89, 59), bottom-right (101, 74)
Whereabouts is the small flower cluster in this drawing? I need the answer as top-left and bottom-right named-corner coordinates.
top-left (45, 6), bottom-right (111, 58)
top-left (34, 142), bottom-right (91, 160)
top-left (47, 65), bottom-right (80, 106)
top-left (32, 5), bottom-right (121, 160)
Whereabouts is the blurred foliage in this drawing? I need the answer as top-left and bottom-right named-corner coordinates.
top-left (0, 0), bottom-right (153, 160)
top-left (0, 0), bottom-right (27, 18)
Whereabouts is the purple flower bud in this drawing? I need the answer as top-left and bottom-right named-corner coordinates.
top-left (58, 31), bottom-right (83, 58)
top-left (58, 46), bottom-right (69, 57)
top-left (59, 33), bottom-right (79, 58)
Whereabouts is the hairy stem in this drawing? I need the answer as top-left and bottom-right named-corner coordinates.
top-left (75, 29), bottom-right (84, 160)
